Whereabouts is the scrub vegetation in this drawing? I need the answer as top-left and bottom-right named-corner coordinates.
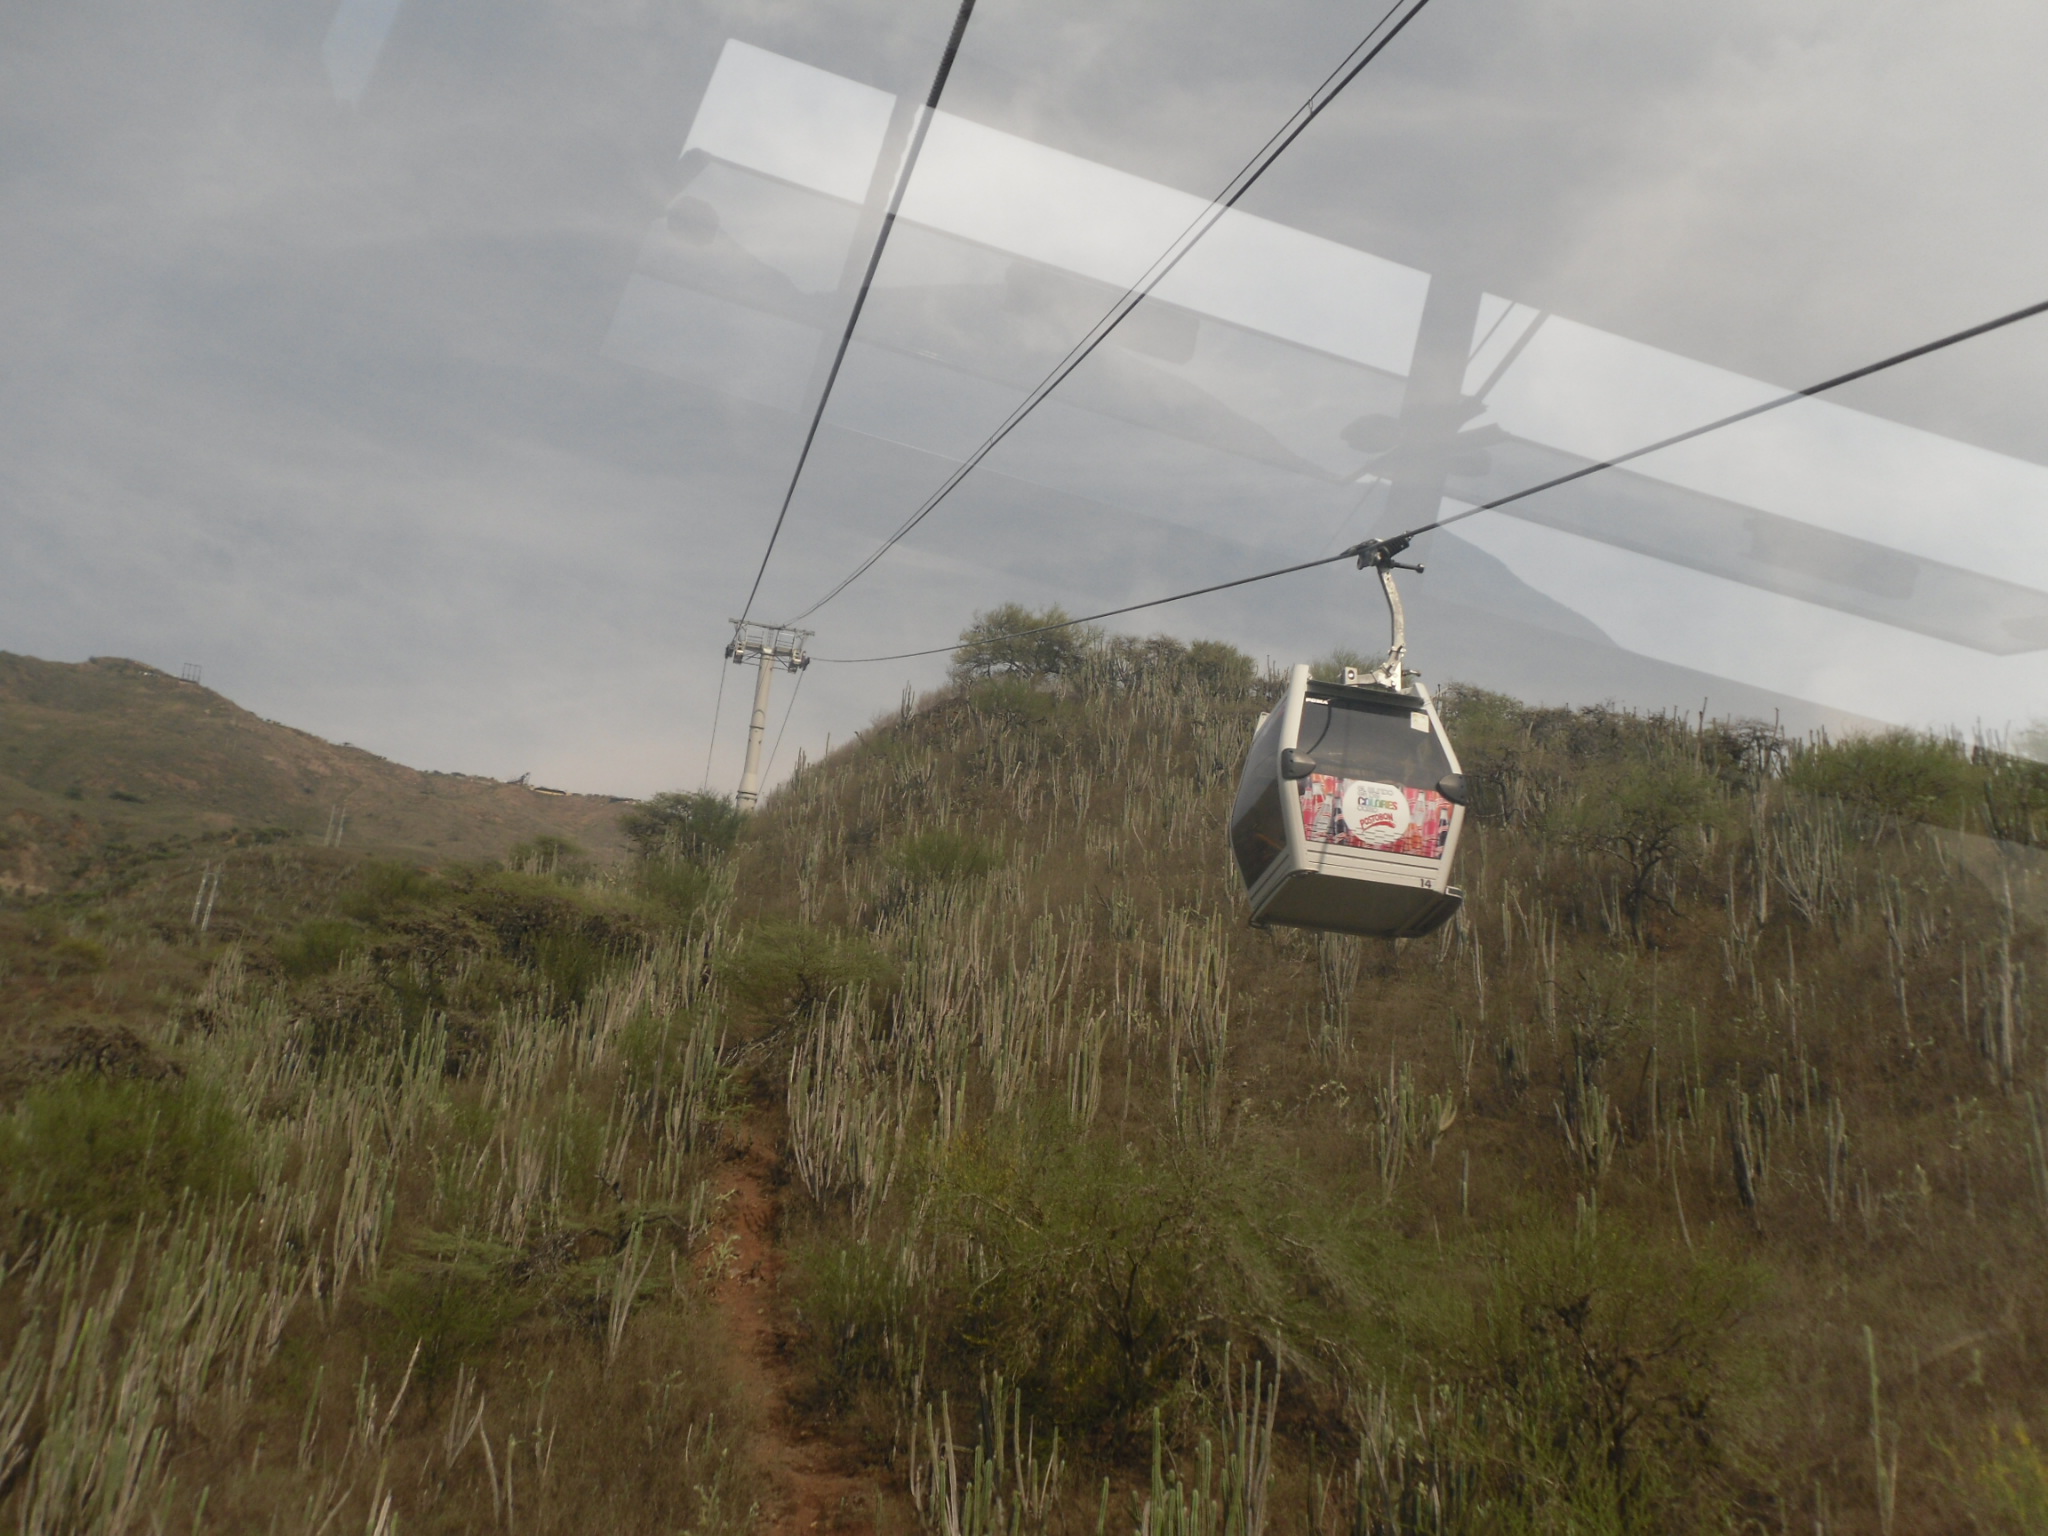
top-left (2, 621), bottom-right (2047, 1534)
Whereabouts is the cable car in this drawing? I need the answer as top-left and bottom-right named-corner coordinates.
top-left (1229, 539), bottom-right (1471, 939)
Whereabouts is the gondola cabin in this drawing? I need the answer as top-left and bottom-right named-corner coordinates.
top-left (1230, 663), bottom-right (1469, 939)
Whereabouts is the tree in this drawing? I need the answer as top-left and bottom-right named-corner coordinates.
top-left (949, 604), bottom-right (1096, 684)
top-left (1561, 756), bottom-right (1724, 940)
top-left (1185, 639), bottom-right (1255, 695)
top-left (618, 790), bottom-right (744, 863)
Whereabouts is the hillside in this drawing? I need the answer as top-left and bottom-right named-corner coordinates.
top-left (2, 632), bottom-right (2047, 1536)
top-left (0, 652), bottom-right (633, 895)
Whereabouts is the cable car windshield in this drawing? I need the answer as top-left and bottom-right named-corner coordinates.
top-left (1297, 698), bottom-right (1451, 788)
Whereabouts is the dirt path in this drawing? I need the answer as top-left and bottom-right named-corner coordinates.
top-left (708, 1125), bottom-right (886, 1536)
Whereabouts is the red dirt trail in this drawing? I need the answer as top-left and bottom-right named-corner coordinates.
top-left (707, 1126), bottom-right (888, 1536)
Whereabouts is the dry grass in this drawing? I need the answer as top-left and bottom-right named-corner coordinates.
top-left (0, 863), bottom-right (753, 1534)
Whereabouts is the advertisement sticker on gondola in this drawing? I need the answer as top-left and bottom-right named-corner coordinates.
top-left (1299, 774), bottom-right (1449, 859)
top-left (1341, 780), bottom-right (1410, 845)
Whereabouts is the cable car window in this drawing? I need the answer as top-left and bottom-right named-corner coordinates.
top-left (1230, 707), bottom-right (1289, 886)
top-left (1295, 699), bottom-right (1451, 787)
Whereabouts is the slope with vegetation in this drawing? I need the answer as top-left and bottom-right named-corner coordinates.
top-left (0, 652), bottom-right (631, 898)
top-left (2, 621), bottom-right (2047, 1535)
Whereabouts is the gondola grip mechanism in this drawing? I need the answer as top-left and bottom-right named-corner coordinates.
top-left (1343, 534), bottom-right (1421, 572)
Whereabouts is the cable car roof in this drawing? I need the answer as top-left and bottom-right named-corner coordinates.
top-left (1303, 677), bottom-right (1428, 712)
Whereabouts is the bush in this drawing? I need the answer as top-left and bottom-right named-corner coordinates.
top-left (2, 1075), bottom-right (254, 1223)
top-left (1310, 648), bottom-right (1382, 683)
top-left (835, 1125), bottom-right (1392, 1436)
top-left (950, 604), bottom-right (1096, 683)
top-left (718, 921), bottom-right (894, 1020)
top-left (339, 860), bottom-right (446, 924)
top-left (619, 791), bottom-right (744, 863)
top-left (1430, 1220), bottom-right (1759, 1535)
top-left (964, 675), bottom-right (1058, 729)
top-left (1088, 636), bottom-right (1258, 697)
top-left (276, 917), bottom-right (367, 979)
top-left (46, 935), bottom-right (108, 976)
top-left (1979, 747), bottom-right (2048, 846)
top-left (367, 1235), bottom-right (531, 1386)
top-left (637, 856), bottom-right (723, 918)
top-left (461, 872), bottom-right (647, 971)
top-left (533, 928), bottom-right (612, 1007)
top-left (789, 1240), bottom-right (918, 1415)
top-left (1971, 1421), bottom-right (2048, 1534)
top-left (930, 1133), bottom-right (1220, 1429)
top-left (1786, 729), bottom-right (1977, 826)
top-left (890, 828), bottom-right (1002, 886)
top-left (1185, 639), bottom-right (1256, 696)
top-left (618, 1005), bottom-right (730, 1128)
top-left (509, 834), bottom-right (587, 878)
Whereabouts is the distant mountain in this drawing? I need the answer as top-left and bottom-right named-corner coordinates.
top-left (0, 653), bottom-right (632, 894)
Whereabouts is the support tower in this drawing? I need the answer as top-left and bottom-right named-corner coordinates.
top-left (725, 621), bottom-right (812, 810)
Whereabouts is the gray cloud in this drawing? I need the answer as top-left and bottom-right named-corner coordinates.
top-left (3, 0), bottom-right (2044, 799)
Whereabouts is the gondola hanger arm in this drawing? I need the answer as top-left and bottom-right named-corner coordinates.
top-left (1340, 536), bottom-right (1421, 691)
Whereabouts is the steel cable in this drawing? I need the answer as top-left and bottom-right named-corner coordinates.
top-left (779, 0), bottom-right (1436, 624)
top-left (809, 293), bottom-right (2048, 665)
top-left (733, 0), bottom-right (982, 627)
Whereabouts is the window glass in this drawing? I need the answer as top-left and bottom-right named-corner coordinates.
top-left (1230, 708), bottom-right (1289, 885)
top-left (1294, 699), bottom-right (1451, 787)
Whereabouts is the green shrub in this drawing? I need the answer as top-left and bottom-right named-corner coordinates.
top-left (534, 929), bottom-right (612, 1007)
top-left (276, 917), bottom-right (367, 979)
top-left (789, 1239), bottom-right (918, 1413)
top-left (443, 955), bottom-right (532, 1017)
top-left (719, 921), bottom-right (894, 1020)
top-left (1786, 729), bottom-right (1978, 825)
top-left (964, 675), bottom-right (1058, 728)
top-left (46, 935), bottom-right (108, 976)
top-left (1184, 639), bottom-right (1256, 695)
top-left (859, 1125), bottom-right (1392, 1436)
top-left (459, 873), bottom-right (646, 1001)
top-left (462, 871), bottom-right (628, 943)
top-left (890, 828), bottom-right (1002, 887)
top-left (637, 856), bottom-right (723, 918)
top-left (1431, 1219), bottom-right (1759, 1535)
top-left (1090, 633), bottom-right (1193, 690)
top-left (367, 1235), bottom-right (530, 1386)
top-left (339, 860), bottom-right (446, 924)
top-left (619, 791), bottom-right (744, 863)
top-left (1087, 632), bottom-right (1258, 695)
top-left (1310, 648), bottom-right (1381, 682)
top-left (1971, 1421), bottom-right (2048, 1534)
top-left (299, 971), bottom-right (400, 1063)
top-left (2, 1075), bottom-right (254, 1223)
top-left (1979, 749), bottom-right (2048, 846)
top-left (932, 1134), bottom-right (1217, 1429)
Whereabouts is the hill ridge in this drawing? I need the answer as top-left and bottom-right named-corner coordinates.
top-left (0, 650), bottom-right (632, 893)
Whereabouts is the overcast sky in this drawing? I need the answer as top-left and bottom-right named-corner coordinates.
top-left (4, 0), bottom-right (2046, 795)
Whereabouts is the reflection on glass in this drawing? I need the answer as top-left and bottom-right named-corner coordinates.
top-left (322, 0), bottom-right (405, 104)
top-left (603, 37), bottom-right (2048, 737)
